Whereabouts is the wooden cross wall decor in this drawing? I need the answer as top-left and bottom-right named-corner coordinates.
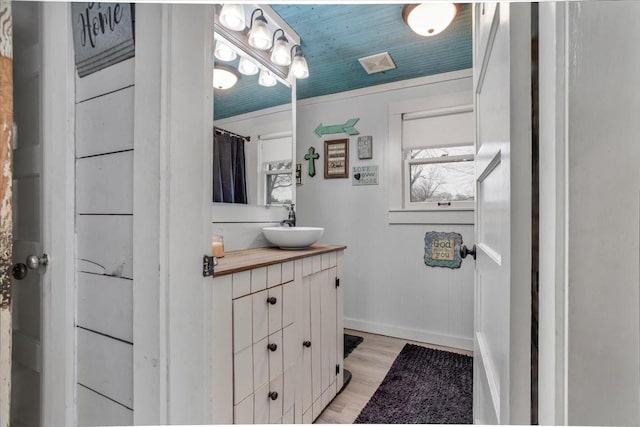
top-left (304, 146), bottom-right (320, 177)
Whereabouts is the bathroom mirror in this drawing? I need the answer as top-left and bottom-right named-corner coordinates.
top-left (212, 5), bottom-right (298, 221)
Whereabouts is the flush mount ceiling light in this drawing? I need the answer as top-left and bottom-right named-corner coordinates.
top-left (258, 68), bottom-right (277, 87)
top-left (219, 4), bottom-right (245, 32)
top-left (214, 40), bottom-right (237, 62)
top-left (402, 3), bottom-right (457, 37)
top-left (270, 29), bottom-right (292, 66)
top-left (238, 56), bottom-right (259, 75)
top-left (290, 45), bottom-right (309, 79)
top-left (248, 9), bottom-right (272, 50)
top-left (213, 65), bottom-right (239, 90)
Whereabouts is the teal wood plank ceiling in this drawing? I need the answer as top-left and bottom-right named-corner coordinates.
top-left (214, 3), bottom-right (471, 121)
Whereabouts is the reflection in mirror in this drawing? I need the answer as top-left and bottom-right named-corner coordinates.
top-left (213, 30), bottom-right (294, 207)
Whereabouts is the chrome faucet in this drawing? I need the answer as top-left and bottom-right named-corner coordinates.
top-left (281, 204), bottom-right (296, 227)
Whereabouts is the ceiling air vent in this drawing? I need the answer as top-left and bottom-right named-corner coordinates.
top-left (358, 52), bottom-right (397, 74)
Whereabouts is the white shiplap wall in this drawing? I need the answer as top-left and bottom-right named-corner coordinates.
top-left (297, 72), bottom-right (475, 350)
top-left (74, 58), bottom-right (135, 425)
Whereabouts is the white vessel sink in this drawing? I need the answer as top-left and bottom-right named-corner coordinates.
top-left (262, 226), bottom-right (324, 250)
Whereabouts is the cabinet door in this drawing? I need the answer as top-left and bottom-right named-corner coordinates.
top-left (310, 273), bottom-right (322, 404)
top-left (283, 366), bottom-right (296, 415)
top-left (234, 394), bottom-right (253, 424)
top-left (336, 251), bottom-right (345, 391)
top-left (267, 263), bottom-right (282, 288)
top-left (300, 276), bottom-right (313, 414)
top-left (320, 269), bottom-right (333, 393)
top-left (268, 286), bottom-right (282, 335)
top-left (282, 280), bottom-right (298, 328)
top-left (252, 289), bottom-right (269, 343)
top-left (282, 323), bottom-right (297, 372)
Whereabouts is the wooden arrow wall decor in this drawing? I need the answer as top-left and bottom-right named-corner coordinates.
top-left (315, 118), bottom-right (360, 136)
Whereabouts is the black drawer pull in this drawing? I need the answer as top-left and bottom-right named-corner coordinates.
top-left (303, 340), bottom-right (311, 348)
top-left (268, 343), bottom-right (278, 352)
top-left (269, 391), bottom-right (278, 400)
top-left (267, 296), bottom-right (277, 305)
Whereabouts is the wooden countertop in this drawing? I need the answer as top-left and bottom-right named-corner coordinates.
top-left (213, 244), bottom-right (347, 277)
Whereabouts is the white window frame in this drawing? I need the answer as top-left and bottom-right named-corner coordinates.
top-left (386, 73), bottom-right (474, 224)
top-left (403, 145), bottom-right (475, 211)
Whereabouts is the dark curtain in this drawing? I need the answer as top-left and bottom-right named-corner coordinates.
top-left (213, 132), bottom-right (248, 203)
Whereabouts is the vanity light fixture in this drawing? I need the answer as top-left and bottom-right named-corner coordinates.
top-left (238, 56), bottom-right (259, 75)
top-left (219, 4), bottom-right (246, 32)
top-left (270, 29), bottom-right (292, 66)
top-left (402, 3), bottom-right (457, 37)
top-left (290, 45), bottom-right (309, 79)
top-left (258, 68), bottom-right (277, 87)
top-left (214, 40), bottom-right (237, 62)
top-left (248, 9), bottom-right (272, 50)
top-left (213, 65), bottom-right (239, 90)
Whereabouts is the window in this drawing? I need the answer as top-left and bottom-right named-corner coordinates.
top-left (400, 105), bottom-right (474, 210)
top-left (405, 145), bottom-right (474, 209)
top-left (263, 160), bottom-right (292, 205)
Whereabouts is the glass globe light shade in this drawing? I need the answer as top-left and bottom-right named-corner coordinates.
top-left (238, 57), bottom-right (259, 76)
top-left (258, 68), bottom-right (277, 87)
top-left (214, 40), bottom-right (237, 62)
top-left (213, 66), bottom-right (239, 90)
top-left (402, 3), bottom-right (457, 37)
top-left (219, 4), bottom-right (245, 31)
top-left (291, 54), bottom-right (309, 79)
top-left (271, 37), bottom-right (291, 66)
top-left (248, 17), bottom-right (272, 50)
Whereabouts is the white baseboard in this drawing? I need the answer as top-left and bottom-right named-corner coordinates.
top-left (344, 317), bottom-right (473, 352)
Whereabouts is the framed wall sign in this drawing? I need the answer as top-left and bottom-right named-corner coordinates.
top-left (71, 3), bottom-right (135, 78)
top-left (357, 136), bottom-right (373, 159)
top-left (324, 139), bottom-right (349, 179)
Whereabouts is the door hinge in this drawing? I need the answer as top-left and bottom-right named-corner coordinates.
top-left (336, 364), bottom-right (340, 375)
top-left (203, 255), bottom-right (218, 277)
top-left (335, 277), bottom-right (340, 288)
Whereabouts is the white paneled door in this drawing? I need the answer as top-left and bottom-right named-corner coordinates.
top-left (473, 2), bottom-right (531, 424)
top-left (11, 2), bottom-right (45, 426)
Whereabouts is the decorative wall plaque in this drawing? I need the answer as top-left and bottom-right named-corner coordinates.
top-left (352, 165), bottom-right (378, 185)
top-left (424, 231), bottom-right (463, 269)
top-left (357, 136), bottom-right (373, 159)
top-left (324, 139), bottom-right (349, 179)
top-left (71, 3), bottom-right (135, 78)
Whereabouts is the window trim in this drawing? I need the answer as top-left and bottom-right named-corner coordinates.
top-left (262, 160), bottom-right (293, 206)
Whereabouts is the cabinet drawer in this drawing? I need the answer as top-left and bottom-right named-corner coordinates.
top-left (233, 345), bottom-right (253, 405)
top-left (267, 263), bottom-right (282, 288)
top-left (268, 330), bottom-right (283, 382)
top-left (234, 394), bottom-right (253, 424)
top-left (253, 337), bottom-right (269, 392)
top-left (269, 375), bottom-right (283, 424)
top-left (232, 270), bottom-right (251, 299)
top-left (254, 382), bottom-right (270, 424)
top-left (251, 267), bottom-right (267, 293)
top-left (268, 286), bottom-right (282, 335)
top-left (233, 295), bottom-right (252, 353)
top-left (252, 290), bottom-right (269, 343)
top-left (283, 406), bottom-right (294, 424)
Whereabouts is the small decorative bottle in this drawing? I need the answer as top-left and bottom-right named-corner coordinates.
top-left (211, 234), bottom-right (224, 258)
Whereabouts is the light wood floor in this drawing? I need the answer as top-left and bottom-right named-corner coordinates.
top-left (315, 329), bottom-right (473, 424)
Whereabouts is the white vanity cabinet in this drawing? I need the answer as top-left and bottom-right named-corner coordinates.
top-left (210, 245), bottom-right (345, 424)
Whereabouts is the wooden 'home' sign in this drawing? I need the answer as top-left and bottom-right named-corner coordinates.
top-left (71, 3), bottom-right (135, 78)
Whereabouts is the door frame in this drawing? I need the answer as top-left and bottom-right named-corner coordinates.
top-left (40, 3), bottom-right (76, 426)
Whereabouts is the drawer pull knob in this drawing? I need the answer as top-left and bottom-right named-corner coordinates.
top-left (303, 340), bottom-right (311, 348)
top-left (268, 343), bottom-right (278, 352)
top-left (267, 296), bottom-right (277, 305)
top-left (269, 391), bottom-right (278, 401)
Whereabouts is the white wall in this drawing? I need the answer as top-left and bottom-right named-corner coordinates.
top-left (296, 72), bottom-right (475, 350)
top-left (75, 57), bottom-right (135, 425)
top-left (540, 2), bottom-right (640, 425)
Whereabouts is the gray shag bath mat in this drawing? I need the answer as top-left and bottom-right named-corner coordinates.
top-left (354, 343), bottom-right (473, 424)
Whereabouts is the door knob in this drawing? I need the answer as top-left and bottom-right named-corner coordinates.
top-left (267, 296), bottom-right (277, 305)
top-left (26, 254), bottom-right (49, 270)
top-left (12, 263), bottom-right (28, 280)
top-left (303, 340), bottom-right (311, 348)
top-left (269, 391), bottom-right (278, 401)
top-left (460, 244), bottom-right (476, 260)
top-left (268, 343), bottom-right (278, 352)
